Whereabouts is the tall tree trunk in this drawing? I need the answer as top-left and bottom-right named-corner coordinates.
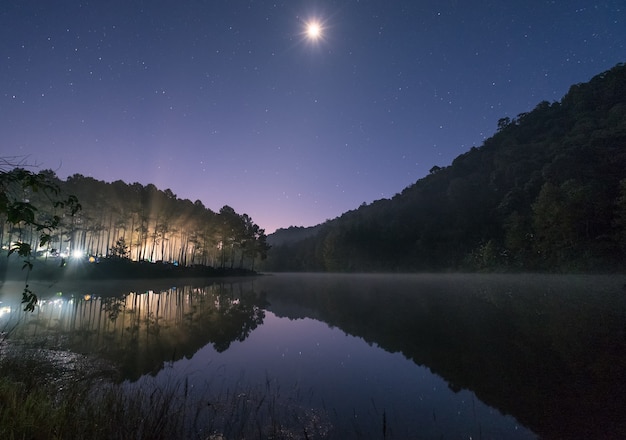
top-left (128, 215), bottom-right (136, 260)
top-left (106, 214), bottom-right (114, 257)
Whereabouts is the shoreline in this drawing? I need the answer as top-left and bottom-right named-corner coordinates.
top-left (0, 256), bottom-right (258, 282)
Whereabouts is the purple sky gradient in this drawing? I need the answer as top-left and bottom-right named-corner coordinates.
top-left (2, 1), bottom-right (625, 233)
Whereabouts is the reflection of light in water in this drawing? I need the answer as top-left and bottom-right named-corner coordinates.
top-left (0, 306), bottom-right (11, 317)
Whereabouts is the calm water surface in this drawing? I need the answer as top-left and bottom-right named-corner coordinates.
top-left (1, 273), bottom-right (625, 439)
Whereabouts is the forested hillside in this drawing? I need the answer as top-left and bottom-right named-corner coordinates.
top-left (266, 225), bottom-right (322, 247)
top-left (263, 63), bottom-right (626, 272)
top-left (0, 172), bottom-right (270, 270)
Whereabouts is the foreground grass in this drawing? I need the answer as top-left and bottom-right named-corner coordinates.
top-left (0, 346), bottom-right (332, 440)
top-left (0, 376), bottom-right (212, 440)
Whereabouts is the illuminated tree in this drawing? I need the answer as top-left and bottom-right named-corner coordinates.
top-left (0, 164), bottom-right (80, 310)
top-left (110, 237), bottom-right (130, 259)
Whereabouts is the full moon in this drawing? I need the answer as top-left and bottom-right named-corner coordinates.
top-left (306, 21), bottom-right (321, 40)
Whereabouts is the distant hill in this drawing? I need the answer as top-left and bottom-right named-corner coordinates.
top-left (267, 225), bottom-right (322, 247)
top-left (263, 63), bottom-right (626, 272)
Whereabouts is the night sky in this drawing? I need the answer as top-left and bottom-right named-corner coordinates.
top-left (2, 1), bottom-right (625, 233)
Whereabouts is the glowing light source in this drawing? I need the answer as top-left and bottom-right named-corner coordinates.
top-left (306, 21), bottom-right (321, 40)
top-left (72, 249), bottom-right (84, 259)
top-left (300, 15), bottom-right (328, 45)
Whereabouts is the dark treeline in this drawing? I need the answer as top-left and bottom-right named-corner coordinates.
top-left (264, 63), bottom-right (626, 272)
top-left (0, 173), bottom-right (270, 270)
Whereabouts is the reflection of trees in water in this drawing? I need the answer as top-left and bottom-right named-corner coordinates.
top-left (207, 283), bottom-right (265, 352)
top-left (101, 296), bottom-right (125, 321)
top-left (259, 273), bottom-right (626, 440)
top-left (3, 280), bottom-right (267, 381)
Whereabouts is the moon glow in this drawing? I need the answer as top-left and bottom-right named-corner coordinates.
top-left (306, 21), bottom-right (322, 40)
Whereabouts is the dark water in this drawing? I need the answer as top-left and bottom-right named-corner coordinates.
top-left (1, 273), bottom-right (625, 438)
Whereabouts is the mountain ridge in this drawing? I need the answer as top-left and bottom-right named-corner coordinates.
top-left (264, 62), bottom-right (626, 272)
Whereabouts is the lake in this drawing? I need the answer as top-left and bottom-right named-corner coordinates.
top-left (1, 273), bottom-right (625, 439)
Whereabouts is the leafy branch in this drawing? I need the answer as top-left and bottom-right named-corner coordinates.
top-left (1, 166), bottom-right (81, 311)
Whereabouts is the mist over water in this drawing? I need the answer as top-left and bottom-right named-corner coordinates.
top-left (2, 273), bottom-right (624, 438)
